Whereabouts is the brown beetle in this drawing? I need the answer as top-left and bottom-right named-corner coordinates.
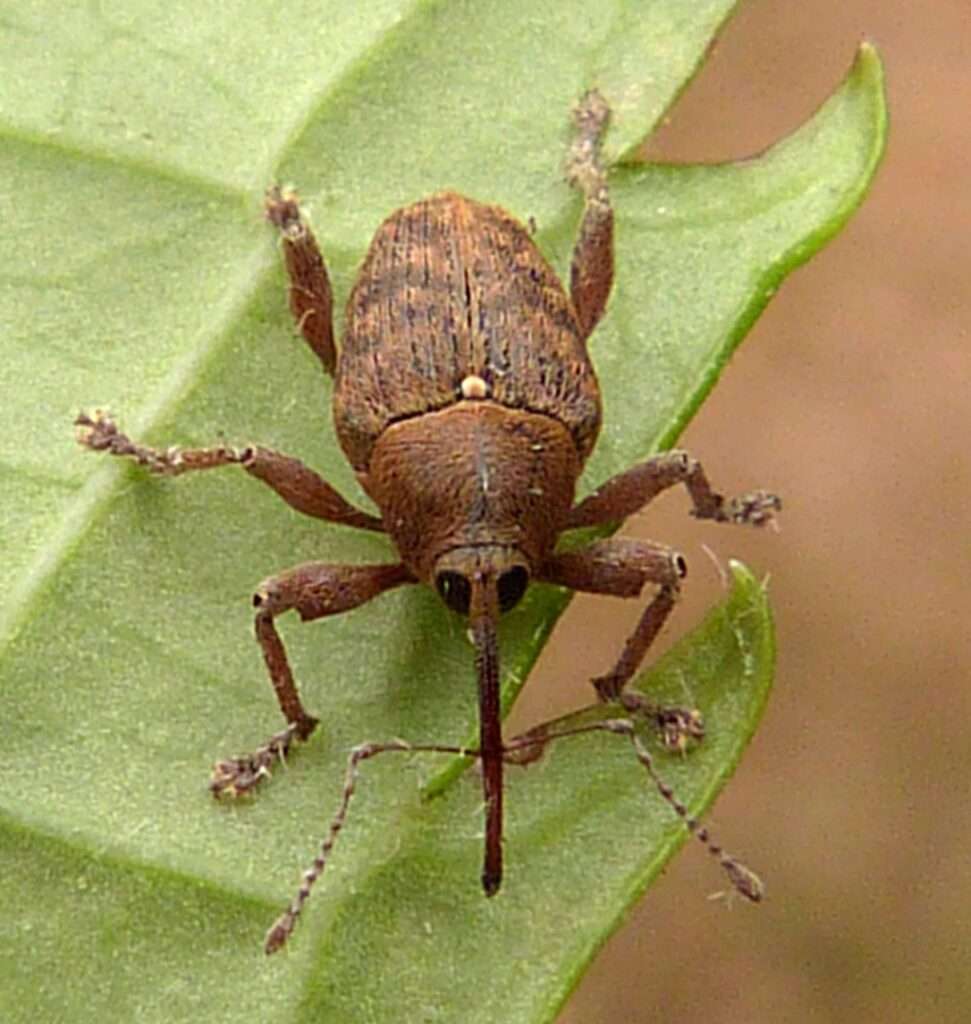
top-left (76, 91), bottom-right (778, 952)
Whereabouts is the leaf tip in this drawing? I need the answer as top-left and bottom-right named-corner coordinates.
top-left (848, 38), bottom-right (888, 110)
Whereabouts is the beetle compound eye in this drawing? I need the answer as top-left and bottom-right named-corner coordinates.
top-left (436, 571), bottom-right (472, 615)
top-left (497, 566), bottom-right (529, 613)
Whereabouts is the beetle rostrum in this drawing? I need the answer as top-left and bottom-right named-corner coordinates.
top-left (76, 90), bottom-right (780, 953)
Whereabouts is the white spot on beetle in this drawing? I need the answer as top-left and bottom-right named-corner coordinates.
top-left (460, 374), bottom-right (489, 400)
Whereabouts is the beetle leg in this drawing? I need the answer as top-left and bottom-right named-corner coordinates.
top-left (241, 446), bottom-right (383, 530)
top-left (265, 186), bottom-right (337, 376)
top-left (567, 88), bottom-right (614, 343)
top-left (211, 561), bottom-right (416, 797)
top-left (567, 449), bottom-right (782, 530)
top-left (75, 410), bottom-right (383, 531)
top-left (539, 538), bottom-right (701, 751)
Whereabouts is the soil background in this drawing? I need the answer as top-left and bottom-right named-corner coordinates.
top-left (510, 3), bottom-right (970, 1021)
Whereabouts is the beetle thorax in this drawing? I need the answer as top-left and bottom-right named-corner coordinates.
top-left (360, 401), bottom-right (581, 582)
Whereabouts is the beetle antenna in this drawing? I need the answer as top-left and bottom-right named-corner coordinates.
top-left (504, 717), bottom-right (764, 902)
top-left (618, 720), bottom-right (763, 900)
top-left (264, 737), bottom-right (479, 955)
top-left (469, 572), bottom-right (504, 896)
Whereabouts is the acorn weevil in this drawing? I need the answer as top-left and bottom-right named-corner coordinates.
top-left (76, 91), bottom-right (779, 953)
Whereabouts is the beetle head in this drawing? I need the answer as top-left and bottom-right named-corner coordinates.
top-left (433, 545), bottom-right (530, 618)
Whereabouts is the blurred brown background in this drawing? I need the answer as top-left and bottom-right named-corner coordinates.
top-left (511, 2), bottom-right (970, 1021)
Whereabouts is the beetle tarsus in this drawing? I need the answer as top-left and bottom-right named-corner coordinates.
top-left (714, 489), bottom-right (783, 528)
top-left (567, 88), bottom-right (611, 204)
top-left (615, 694), bottom-right (706, 753)
top-left (567, 89), bottom-right (614, 342)
top-left (264, 185), bottom-right (304, 237)
top-left (75, 409), bottom-right (246, 476)
top-left (209, 720), bottom-right (315, 799)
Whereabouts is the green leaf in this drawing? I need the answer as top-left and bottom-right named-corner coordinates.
top-left (0, 3), bottom-right (886, 1021)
